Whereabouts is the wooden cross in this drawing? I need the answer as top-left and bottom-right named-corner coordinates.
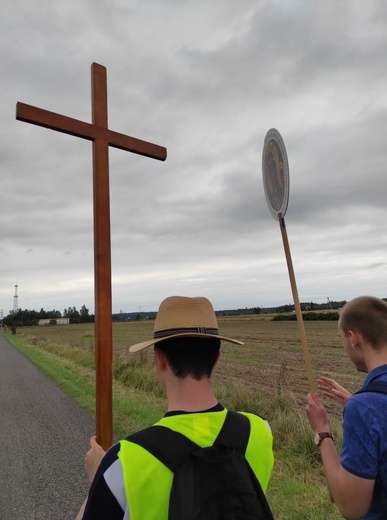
top-left (16, 63), bottom-right (167, 450)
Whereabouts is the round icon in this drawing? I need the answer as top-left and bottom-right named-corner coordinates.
top-left (262, 128), bottom-right (289, 219)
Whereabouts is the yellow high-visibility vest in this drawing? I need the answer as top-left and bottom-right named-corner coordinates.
top-left (118, 409), bottom-right (274, 520)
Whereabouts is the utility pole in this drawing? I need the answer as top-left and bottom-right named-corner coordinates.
top-left (13, 285), bottom-right (19, 313)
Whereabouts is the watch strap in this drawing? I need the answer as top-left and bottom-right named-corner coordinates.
top-left (316, 432), bottom-right (334, 446)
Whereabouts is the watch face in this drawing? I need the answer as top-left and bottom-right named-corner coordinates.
top-left (314, 432), bottom-right (334, 446)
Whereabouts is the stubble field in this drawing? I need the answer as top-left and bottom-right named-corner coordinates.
top-left (18, 315), bottom-right (364, 418)
top-left (9, 315), bottom-right (362, 518)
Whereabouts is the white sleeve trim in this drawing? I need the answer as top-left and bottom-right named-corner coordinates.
top-left (104, 458), bottom-right (130, 519)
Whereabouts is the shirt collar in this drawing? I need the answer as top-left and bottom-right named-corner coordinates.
top-left (362, 363), bottom-right (387, 388)
top-left (164, 402), bottom-right (224, 417)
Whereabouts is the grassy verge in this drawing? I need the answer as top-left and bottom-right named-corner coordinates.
top-left (5, 333), bottom-right (165, 439)
top-left (3, 330), bottom-right (342, 519)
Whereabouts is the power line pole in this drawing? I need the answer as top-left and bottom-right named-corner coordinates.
top-left (13, 284), bottom-right (19, 313)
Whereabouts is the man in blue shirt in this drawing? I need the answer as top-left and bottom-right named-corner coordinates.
top-left (306, 296), bottom-right (387, 519)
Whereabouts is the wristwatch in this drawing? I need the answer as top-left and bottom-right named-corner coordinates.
top-left (314, 432), bottom-right (334, 447)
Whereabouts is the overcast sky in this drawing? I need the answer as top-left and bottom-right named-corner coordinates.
top-left (1, 0), bottom-right (387, 316)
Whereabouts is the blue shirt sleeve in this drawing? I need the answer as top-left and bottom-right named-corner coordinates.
top-left (340, 396), bottom-right (380, 480)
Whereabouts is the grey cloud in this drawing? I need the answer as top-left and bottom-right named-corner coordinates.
top-left (1, 0), bottom-right (387, 312)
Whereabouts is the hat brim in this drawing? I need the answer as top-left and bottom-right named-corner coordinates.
top-left (129, 332), bottom-right (244, 353)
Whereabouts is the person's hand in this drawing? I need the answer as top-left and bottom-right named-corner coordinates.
top-left (85, 436), bottom-right (106, 482)
top-left (317, 376), bottom-right (352, 407)
top-left (305, 393), bottom-right (331, 433)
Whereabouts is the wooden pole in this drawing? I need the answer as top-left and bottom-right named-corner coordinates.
top-left (91, 64), bottom-right (113, 449)
top-left (278, 214), bottom-right (316, 394)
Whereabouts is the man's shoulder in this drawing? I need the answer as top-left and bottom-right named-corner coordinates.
top-left (238, 411), bottom-right (272, 435)
top-left (350, 371), bottom-right (387, 404)
top-left (96, 443), bottom-right (121, 475)
top-left (346, 386), bottom-right (387, 427)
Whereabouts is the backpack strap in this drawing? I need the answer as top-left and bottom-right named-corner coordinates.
top-left (214, 410), bottom-right (250, 453)
top-left (355, 381), bottom-right (387, 395)
top-left (128, 424), bottom-right (195, 472)
top-left (127, 411), bottom-right (250, 471)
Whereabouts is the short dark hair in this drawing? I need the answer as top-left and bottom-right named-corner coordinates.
top-left (339, 296), bottom-right (387, 349)
top-left (155, 337), bottom-right (220, 380)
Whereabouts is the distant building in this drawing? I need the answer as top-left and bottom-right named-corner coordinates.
top-left (38, 318), bottom-right (70, 326)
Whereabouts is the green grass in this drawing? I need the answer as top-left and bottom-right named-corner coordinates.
top-left (2, 321), bottom-right (347, 519)
top-left (268, 459), bottom-right (340, 520)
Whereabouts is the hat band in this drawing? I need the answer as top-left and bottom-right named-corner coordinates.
top-left (154, 327), bottom-right (219, 339)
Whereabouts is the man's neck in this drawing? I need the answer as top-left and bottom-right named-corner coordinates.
top-left (364, 347), bottom-right (387, 373)
top-left (166, 376), bottom-right (218, 413)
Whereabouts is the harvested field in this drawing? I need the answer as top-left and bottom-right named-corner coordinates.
top-left (19, 316), bottom-right (364, 419)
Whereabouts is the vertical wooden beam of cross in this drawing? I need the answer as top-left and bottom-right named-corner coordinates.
top-left (16, 63), bottom-right (167, 450)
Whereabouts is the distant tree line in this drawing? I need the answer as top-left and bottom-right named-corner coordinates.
top-left (4, 298), bottom-right (387, 328)
top-left (63, 305), bottom-right (94, 324)
top-left (112, 311), bottom-right (157, 322)
top-left (271, 300), bottom-right (348, 313)
top-left (272, 299), bottom-right (387, 317)
top-left (272, 311), bottom-right (340, 321)
top-left (3, 305), bottom-right (94, 327)
top-left (215, 300), bottom-right (349, 317)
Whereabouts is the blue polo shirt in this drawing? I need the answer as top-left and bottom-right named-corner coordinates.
top-left (341, 364), bottom-right (387, 519)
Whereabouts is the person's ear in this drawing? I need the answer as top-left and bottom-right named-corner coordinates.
top-left (348, 330), bottom-right (359, 349)
top-left (154, 346), bottom-right (168, 371)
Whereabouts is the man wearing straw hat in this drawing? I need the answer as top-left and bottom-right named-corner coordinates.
top-left (306, 296), bottom-right (387, 519)
top-left (76, 296), bottom-right (274, 519)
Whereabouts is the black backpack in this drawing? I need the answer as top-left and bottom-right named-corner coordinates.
top-left (129, 411), bottom-right (274, 520)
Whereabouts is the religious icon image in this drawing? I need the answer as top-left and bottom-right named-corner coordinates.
top-left (264, 138), bottom-right (285, 213)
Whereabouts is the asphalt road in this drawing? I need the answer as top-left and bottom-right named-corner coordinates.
top-left (0, 333), bottom-right (96, 520)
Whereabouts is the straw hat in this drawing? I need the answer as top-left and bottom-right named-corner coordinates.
top-left (129, 296), bottom-right (244, 352)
